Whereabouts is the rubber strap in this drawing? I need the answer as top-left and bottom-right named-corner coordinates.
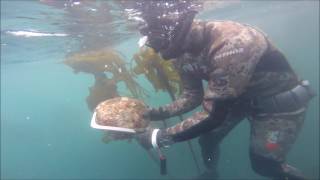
top-left (151, 129), bottom-right (160, 149)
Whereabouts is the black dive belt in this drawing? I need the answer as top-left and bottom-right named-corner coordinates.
top-left (252, 80), bottom-right (315, 114)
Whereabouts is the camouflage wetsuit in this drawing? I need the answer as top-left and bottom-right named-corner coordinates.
top-left (149, 20), bottom-right (310, 179)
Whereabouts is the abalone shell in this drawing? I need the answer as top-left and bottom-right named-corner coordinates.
top-left (94, 97), bottom-right (149, 130)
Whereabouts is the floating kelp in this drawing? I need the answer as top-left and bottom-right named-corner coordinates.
top-left (63, 48), bottom-right (146, 98)
top-left (86, 74), bottom-right (119, 111)
top-left (64, 48), bottom-right (126, 74)
top-left (132, 46), bottom-right (182, 98)
top-left (113, 64), bottom-right (147, 99)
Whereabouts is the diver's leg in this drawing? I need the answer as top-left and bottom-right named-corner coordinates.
top-left (249, 109), bottom-right (307, 180)
top-left (197, 106), bottom-right (247, 179)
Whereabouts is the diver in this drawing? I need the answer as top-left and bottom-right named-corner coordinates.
top-left (132, 1), bottom-right (315, 179)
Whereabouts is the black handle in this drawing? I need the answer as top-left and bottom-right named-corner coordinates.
top-left (160, 155), bottom-right (167, 175)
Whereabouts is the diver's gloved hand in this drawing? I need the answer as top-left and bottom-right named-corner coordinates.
top-left (143, 107), bottom-right (168, 121)
top-left (135, 128), bottom-right (173, 150)
top-left (135, 127), bottom-right (154, 150)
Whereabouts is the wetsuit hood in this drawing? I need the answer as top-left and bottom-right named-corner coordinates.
top-left (136, 0), bottom-right (200, 59)
top-left (159, 11), bottom-right (197, 60)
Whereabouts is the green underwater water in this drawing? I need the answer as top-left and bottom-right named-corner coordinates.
top-left (1, 1), bottom-right (319, 179)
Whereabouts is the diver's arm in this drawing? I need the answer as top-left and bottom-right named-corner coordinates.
top-left (164, 98), bottom-right (230, 142)
top-left (149, 71), bottom-right (204, 120)
top-left (136, 96), bottom-right (229, 149)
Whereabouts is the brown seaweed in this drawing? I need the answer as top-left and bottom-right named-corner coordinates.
top-left (86, 74), bottom-right (119, 111)
top-left (132, 47), bottom-right (182, 97)
top-left (63, 48), bottom-right (146, 98)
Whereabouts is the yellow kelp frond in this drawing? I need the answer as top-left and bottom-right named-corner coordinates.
top-left (132, 47), bottom-right (182, 96)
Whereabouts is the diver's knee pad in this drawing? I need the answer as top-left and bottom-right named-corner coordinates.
top-left (278, 164), bottom-right (307, 180)
top-left (250, 152), bottom-right (306, 180)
